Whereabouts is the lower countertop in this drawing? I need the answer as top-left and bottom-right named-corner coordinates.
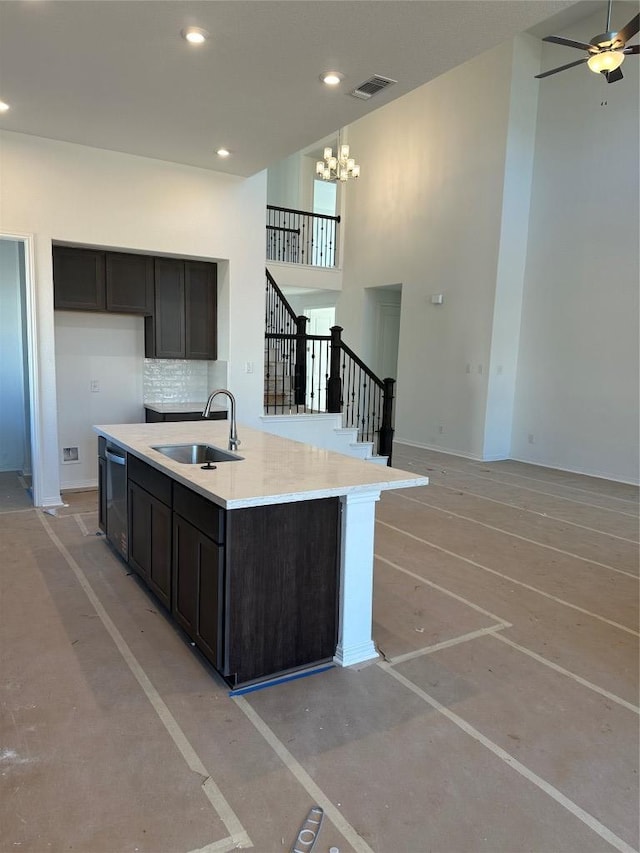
top-left (144, 401), bottom-right (226, 415)
top-left (94, 420), bottom-right (428, 509)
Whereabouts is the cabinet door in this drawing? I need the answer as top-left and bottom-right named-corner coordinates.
top-left (128, 481), bottom-right (172, 609)
top-left (53, 246), bottom-right (106, 311)
top-left (151, 258), bottom-right (185, 358)
top-left (173, 514), bottom-right (223, 669)
top-left (106, 252), bottom-right (153, 314)
top-left (185, 261), bottom-right (217, 360)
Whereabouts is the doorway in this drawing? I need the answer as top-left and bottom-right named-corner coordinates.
top-left (364, 284), bottom-right (402, 382)
top-left (0, 235), bottom-right (40, 507)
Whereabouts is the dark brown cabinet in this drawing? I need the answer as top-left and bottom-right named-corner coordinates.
top-left (53, 246), bottom-right (153, 315)
top-left (224, 499), bottom-right (339, 685)
top-left (54, 245), bottom-right (217, 360)
top-left (185, 261), bottom-right (217, 359)
top-left (53, 246), bottom-right (106, 311)
top-left (128, 481), bottom-right (172, 609)
top-left (127, 456), bottom-right (173, 609)
top-left (172, 482), bottom-right (225, 670)
top-left (98, 447), bottom-right (339, 689)
top-left (172, 514), bottom-right (224, 669)
top-left (144, 407), bottom-right (226, 423)
top-left (105, 252), bottom-right (153, 314)
top-left (146, 258), bottom-right (217, 360)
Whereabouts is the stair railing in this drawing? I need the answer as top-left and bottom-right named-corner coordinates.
top-left (264, 271), bottom-right (395, 463)
top-left (266, 205), bottom-right (341, 268)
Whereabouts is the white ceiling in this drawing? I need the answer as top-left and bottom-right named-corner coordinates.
top-left (0, 0), bottom-right (600, 177)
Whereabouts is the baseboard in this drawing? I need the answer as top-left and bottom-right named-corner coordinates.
top-left (40, 495), bottom-right (64, 508)
top-left (60, 479), bottom-right (98, 492)
top-left (509, 455), bottom-right (640, 487)
top-left (393, 438), bottom-right (506, 463)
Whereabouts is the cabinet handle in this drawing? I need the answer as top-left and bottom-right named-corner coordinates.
top-left (105, 449), bottom-right (126, 466)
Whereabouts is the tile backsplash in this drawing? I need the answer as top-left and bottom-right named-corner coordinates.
top-left (143, 360), bottom-right (228, 404)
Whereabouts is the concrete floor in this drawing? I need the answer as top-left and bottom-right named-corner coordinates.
top-left (1, 448), bottom-right (638, 853)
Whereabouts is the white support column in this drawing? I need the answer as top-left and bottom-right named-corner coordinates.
top-left (333, 489), bottom-right (380, 667)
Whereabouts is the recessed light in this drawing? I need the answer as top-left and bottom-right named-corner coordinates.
top-left (181, 26), bottom-right (209, 44)
top-left (216, 148), bottom-right (231, 158)
top-left (0, 101), bottom-right (10, 113)
top-left (321, 71), bottom-right (344, 86)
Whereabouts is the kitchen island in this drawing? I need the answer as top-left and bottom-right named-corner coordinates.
top-left (95, 421), bottom-right (428, 688)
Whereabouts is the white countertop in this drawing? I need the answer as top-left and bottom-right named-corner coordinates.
top-left (95, 421), bottom-right (428, 509)
top-left (144, 401), bottom-right (226, 414)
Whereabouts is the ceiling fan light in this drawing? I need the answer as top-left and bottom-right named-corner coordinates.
top-left (587, 49), bottom-right (625, 73)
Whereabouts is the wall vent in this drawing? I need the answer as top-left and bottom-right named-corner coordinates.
top-left (350, 75), bottom-right (397, 100)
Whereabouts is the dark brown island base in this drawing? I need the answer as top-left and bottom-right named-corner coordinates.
top-left (95, 421), bottom-right (427, 690)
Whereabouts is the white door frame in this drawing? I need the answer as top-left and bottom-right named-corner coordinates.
top-left (1, 232), bottom-right (43, 506)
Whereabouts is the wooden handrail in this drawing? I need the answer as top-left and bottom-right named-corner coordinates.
top-left (264, 274), bottom-right (395, 463)
top-left (267, 204), bottom-right (340, 223)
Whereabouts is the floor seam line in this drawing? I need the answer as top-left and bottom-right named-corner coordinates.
top-left (377, 661), bottom-right (637, 853)
top-left (393, 448), bottom-right (640, 507)
top-left (376, 520), bottom-right (640, 637)
top-left (36, 509), bottom-right (252, 849)
top-left (392, 451), bottom-right (640, 516)
top-left (374, 552), bottom-right (511, 626)
top-left (425, 480), bottom-right (640, 544)
top-left (233, 695), bottom-right (375, 853)
top-left (387, 624), bottom-right (508, 665)
top-left (388, 491), bottom-right (638, 579)
top-left (490, 633), bottom-right (640, 715)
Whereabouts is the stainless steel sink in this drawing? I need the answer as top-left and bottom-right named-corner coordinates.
top-left (152, 443), bottom-right (243, 464)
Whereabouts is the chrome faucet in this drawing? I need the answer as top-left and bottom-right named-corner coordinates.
top-left (203, 389), bottom-right (240, 452)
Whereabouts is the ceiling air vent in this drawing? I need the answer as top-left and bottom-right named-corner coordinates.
top-left (350, 75), bottom-right (397, 100)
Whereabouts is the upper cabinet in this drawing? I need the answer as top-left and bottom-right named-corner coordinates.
top-left (53, 246), bottom-right (106, 311)
top-left (53, 246), bottom-right (153, 314)
top-left (53, 246), bottom-right (217, 361)
top-left (146, 258), bottom-right (217, 360)
top-left (105, 252), bottom-right (154, 314)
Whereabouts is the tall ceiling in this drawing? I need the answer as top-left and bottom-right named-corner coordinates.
top-left (0, 0), bottom-right (600, 177)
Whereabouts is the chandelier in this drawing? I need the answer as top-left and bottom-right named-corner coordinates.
top-left (316, 140), bottom-right (360, 183)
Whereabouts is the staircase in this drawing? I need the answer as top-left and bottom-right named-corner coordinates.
top-left (263, 268), bottom-right (395, 465)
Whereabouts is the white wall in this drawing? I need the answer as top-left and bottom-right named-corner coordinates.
top-left (483, 35), bottom-right (541, 459)
top-left (0, 239), bottom-right (27, 471)
top-left (339, 40), bottom-right (515, 459)
top-left (55, 312), bottom-right (145, 489)
top-left (0, 131), bottom-right (267, 505)
top-left (512, 6), bottom-right (639, 483)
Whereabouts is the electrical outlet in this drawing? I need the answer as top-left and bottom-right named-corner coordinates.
top-left (90, 380), bottom-right (100, 393)
top-left (528, 433), bottom-right (535, 444)
top-left (437, 425), bottom-right (444, 434)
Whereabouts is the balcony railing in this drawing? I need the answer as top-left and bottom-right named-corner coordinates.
top-left (266, 205), bottom-right (340, 268)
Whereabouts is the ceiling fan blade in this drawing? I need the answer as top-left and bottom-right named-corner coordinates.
top-left (604, 67), bottom-right (624, 83)
top-left (542, 35), bottom-right (594, 51)
top-left (617, 13), bottom-right (639, 45)
top-left (623, 44), bottom-right (639, 54)
top-left (535, 58), bottom-right (588, 79)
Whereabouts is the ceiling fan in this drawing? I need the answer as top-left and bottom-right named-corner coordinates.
top-left (535, 0), bottom-right (639, 83)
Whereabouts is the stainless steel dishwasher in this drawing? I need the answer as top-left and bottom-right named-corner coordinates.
top-left (105, 444), bottom-right (128, 561)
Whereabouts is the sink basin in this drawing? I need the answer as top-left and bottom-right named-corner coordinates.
top-left (152, 444), bottom-right (243, 464)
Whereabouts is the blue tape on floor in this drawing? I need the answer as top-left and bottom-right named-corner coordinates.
top-left (228, 663), bottom-right (334, 697)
